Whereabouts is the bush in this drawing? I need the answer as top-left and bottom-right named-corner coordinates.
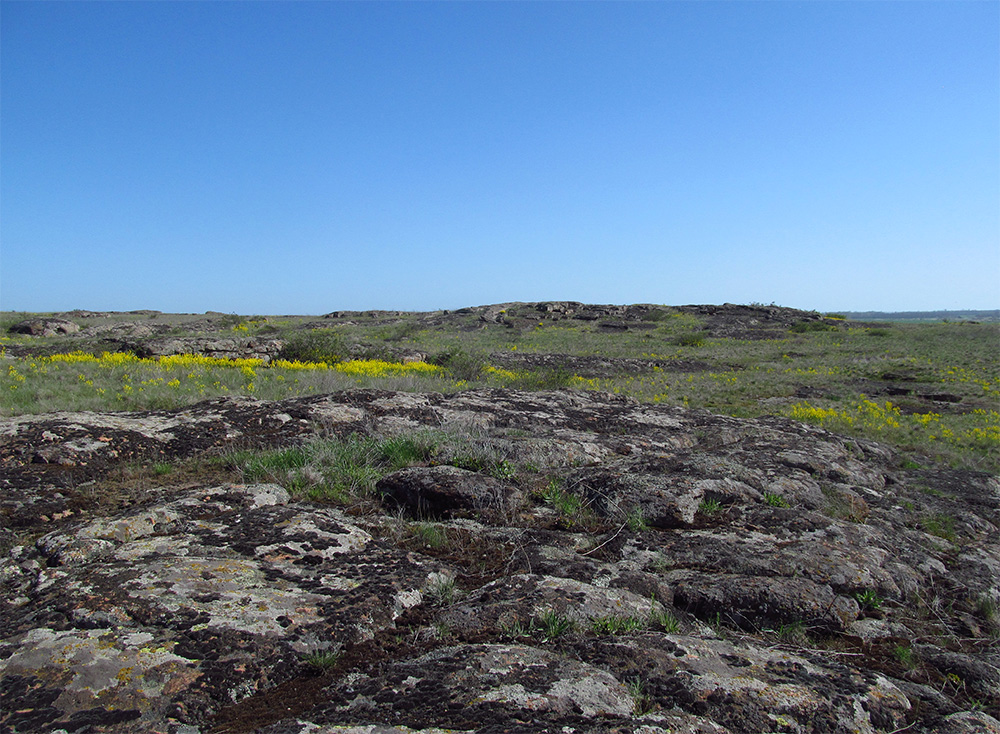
top-left (278, 329), bottom-right (346, 364)
top-left (430, 348), bottom-right (486, 381)
top-left (672, 332), bottom-right (707, 347)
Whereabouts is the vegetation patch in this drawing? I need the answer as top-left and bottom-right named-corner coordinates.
top-left (4, 305), bottom-right (997, 471)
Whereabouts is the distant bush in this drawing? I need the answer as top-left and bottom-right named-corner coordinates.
top-left (672, 332), bottom-right (707, 347)
top-left (278, 329), bottom-right (346, 364)
top-left (430, 348), bottom-right (486, 381)
top-left (512, 367), bottom-right (575, 389)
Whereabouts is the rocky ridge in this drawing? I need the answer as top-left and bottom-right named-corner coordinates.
top-left (1, 388), bottom-right (998, 733)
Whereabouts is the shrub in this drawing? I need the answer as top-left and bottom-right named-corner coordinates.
top-left (430, 348), bottom-right (486, 381)
top-left (672, 332), bottom-right (707, 347)
top-left (278, 329), bottom-right (346, 364)
top-left (789, 321), bottom-right (836, 333)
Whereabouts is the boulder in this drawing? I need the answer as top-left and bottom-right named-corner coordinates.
top-left (377, 465), bottom-right (519, 520)
top-left (9, 317), bottom-right (80, 336)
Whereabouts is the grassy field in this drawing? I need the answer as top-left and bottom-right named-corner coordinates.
top-left (2, 306), bottom-right (997, 472)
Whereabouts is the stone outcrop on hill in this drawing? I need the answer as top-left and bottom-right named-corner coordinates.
top-left (1, 389), bottom-right (998, 733)
top-left (9, 318), bottom-right (81, 337)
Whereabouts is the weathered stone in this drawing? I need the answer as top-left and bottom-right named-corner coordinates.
top-left (9, 317), bottom-right (80, 336)
top-left (377, 465), bottom-right (519, 520)
top-left (1, 388), bottom-right (997, 733)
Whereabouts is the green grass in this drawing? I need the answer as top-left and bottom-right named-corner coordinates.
top-left (626, 677), bottom-right (653, 714)
top-left (698, 498), bottom-right (723, 516)
top-left (535, 478), bottom-right (599, 529)
top-left (3, 310), bottom-right (997, 471)
top-left (763, 492), bottom-right (791, 508)
top-left (537, 609), bottom-right (575, 641)
top-left (301, 650), bottom-right (341, 671)
top-left (222, 432), bottom-right (438, 504)
top-left (589, 615), bottom-right (645, 635)
top-left (625, 506), bottom-right (649, 532)
top-left (920, 513), bottom-right (958, 542)
top-left (892, 644), bottom-right (918, 670)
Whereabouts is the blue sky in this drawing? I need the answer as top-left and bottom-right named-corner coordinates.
top-left (2, 1), bottom-right (997, 314)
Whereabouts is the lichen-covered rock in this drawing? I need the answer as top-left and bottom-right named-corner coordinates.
top-left (2, 389), bottom-right (997, 733)
top-left (1, 483), bottom-right (451, 733)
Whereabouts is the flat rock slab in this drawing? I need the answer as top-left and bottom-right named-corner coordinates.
top-left (1, 484), bottom-right (449, 733)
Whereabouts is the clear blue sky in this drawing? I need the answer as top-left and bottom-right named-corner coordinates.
top-left (2, 1), bottom-right (997, 314)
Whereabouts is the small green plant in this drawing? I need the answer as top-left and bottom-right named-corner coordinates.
top-left (892, 644), bottom-right (918, 670)
top-left (855, 589), bottom-right (883, 612)
top-left (921, 513), bottom-right (957, 542)
top-left (648, 606), bottom-right (681, 633)
top-left (151, 462), bottom-right (174, 476)
top-left (590, 615), bottom-right (645, 635)
top-left (698, 498), bottom-right (723, 516)
top-left (763, 492), bottom-right (791, 508)
top-left (432, 621), bottom-right (452, 639)
top-left (424, 574), bottom-right (459, 606)
top-left (500, 617), bottom-right (533, 640)
top-left (536, 478), bottom-right (591, 526)
top-left (302, 649), bottom-right (341, 672)
top-left (625, 506), bottom-right (649, 532)
top-left (411, 522), bottom-right (448, 549)
top-left (626, 677), bottom-right (653, 714)
top-left (488, 459), bottom-right (517, 480)
top-left (537, 609), bottom-right (574, 641)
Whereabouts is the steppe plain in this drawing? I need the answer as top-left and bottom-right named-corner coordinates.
top-left (1, 302), bottom-right (998, 734)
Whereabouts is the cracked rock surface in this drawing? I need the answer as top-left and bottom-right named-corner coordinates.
top-left (1, 389), bottom-right (998, 733)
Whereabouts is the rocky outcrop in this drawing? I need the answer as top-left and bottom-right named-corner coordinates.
top-left (9, 318), bottom-right (81, 337)
top-left (128, 337), bottom-right (286, 363)
top-left (1, 389), bottom-right (998, 733)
